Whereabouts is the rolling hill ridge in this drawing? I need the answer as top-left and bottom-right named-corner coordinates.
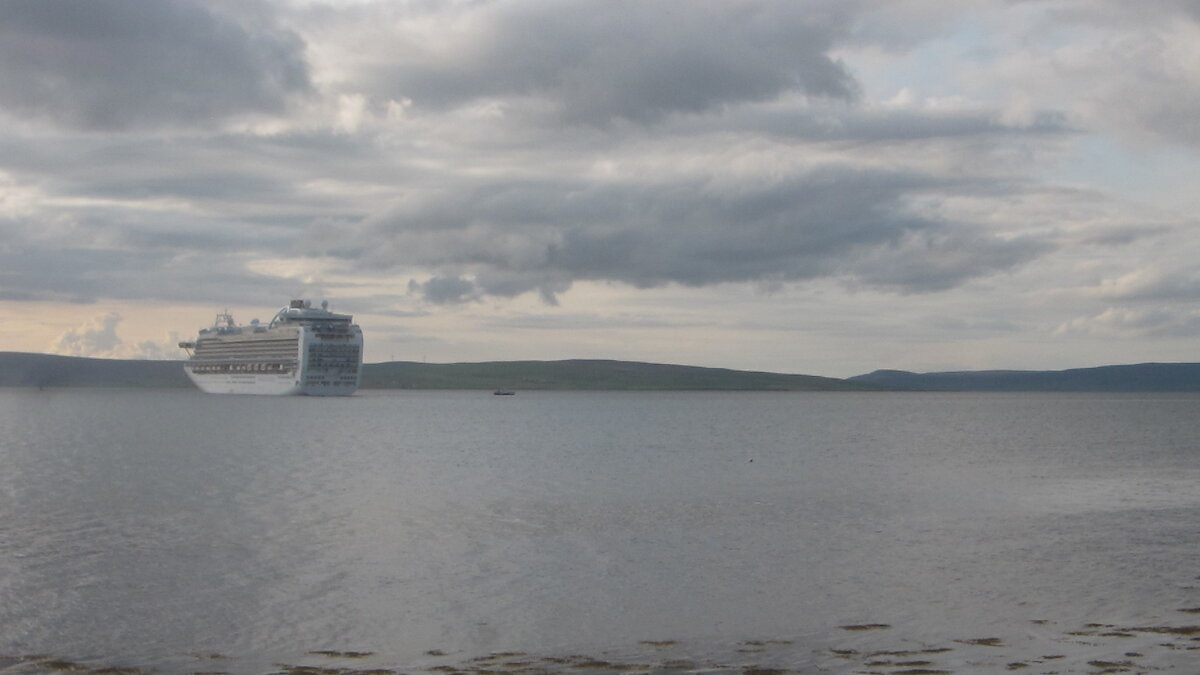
top-left (2, 352), bottom-right (1197, 391)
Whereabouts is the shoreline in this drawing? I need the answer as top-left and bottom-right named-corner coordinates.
top-left (6, 615), bottom-right (1200, 675)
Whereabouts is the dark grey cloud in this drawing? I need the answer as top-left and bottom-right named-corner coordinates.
top-left (0, 246), bottom-right (170, 304)
top-left (756, 108), bottom-right (1073, 143)
top-left (480, 311), bottom-right (708, 332)
top-left (0, 0), bottom-right (310, 130)
top-left (1076, 224), bottom-right (1172, 247)
top-left (0, 239), bottom-right (316, 309)
top-left (407, 276), bottom-right (478, 305)
top-left (0, 130), bottom-right (380, 241)
top-left (357, 167), bottom-right (1052, 303)
top-left (357, 0), bottom-right (858, 125)
top-left (847, 230), bottom-right (1050, 293)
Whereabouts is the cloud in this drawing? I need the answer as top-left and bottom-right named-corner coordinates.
top-left (0, 0), bottom-right (310, 130)
top-left (352, 165), bottom-right (1052, 302)
top-left (51, 312), bottom-right (123, 355)
top-left (0, 0), bottom-right (1080, 311)
top-left (336, 0), bottom-right (859, 125)
top-left (846, 229), bottom-right (1051, 293)
top-left (407, 275), bottom-right (478, 305)
top-left (1056, 307), bottom-right (1200, 339)
top-left (49, 311), bottom-right (180, 359)
top-left (841, 0), bottom-right (992, 51)
top-left (1097, 267), bottom-right (1200, 302)
top-left (987, 0), bottom-right (1200, 149)
top-left (0, 240), bottom-right (324, 309)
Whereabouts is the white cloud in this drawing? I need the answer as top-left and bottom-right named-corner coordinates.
top-left (50, 312), bottom-right (123, 356)
top-left (1096, 267), bottom-right (1200, 301)
top-left (975, 0), bottom-right (1200, 150)
top-left (49, 312), bottom-right (181, 360)
top-left (1056, 307), bottom-right (1200, 339)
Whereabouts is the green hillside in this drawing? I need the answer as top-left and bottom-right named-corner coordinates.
top-left (361, 359), bottom-right (870, 391)
top-left (0, 352), bottom-right (191, 388)
top-left (848, 363), bottom-right (1200, 391)
top-left (6, 351), bottom-right (1195, 392)
top-left (0, 352), bottom-right (866, 391)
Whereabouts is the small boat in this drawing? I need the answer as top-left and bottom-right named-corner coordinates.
top-left (493, 390), bottom-right (515, 396)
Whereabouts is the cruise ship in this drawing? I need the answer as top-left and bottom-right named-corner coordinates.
top-left (178, 300), bottom-right (363, 395)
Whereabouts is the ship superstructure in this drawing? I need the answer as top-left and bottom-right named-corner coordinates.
top-left (178, 300), bottom-right (363, 395)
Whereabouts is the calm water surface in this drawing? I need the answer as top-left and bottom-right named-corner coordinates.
top-left (2, 389), bottom-right (1200, 673)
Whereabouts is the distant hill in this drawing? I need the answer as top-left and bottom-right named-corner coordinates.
top-left (0, 352), bottom-right (192, 388)
top-left (0, 352), bottom-right (865, 391)
top-left (3, 352), bottom-right (1197, 392)
top-left (361, 359), bottom-right (870, 391)
top-left (848, 363), bottom-right (1200, 392)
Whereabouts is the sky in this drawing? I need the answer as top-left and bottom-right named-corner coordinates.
top-left (2, 0), bottom-right (1199, 377)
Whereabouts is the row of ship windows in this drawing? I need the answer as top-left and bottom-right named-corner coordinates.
top-left (306, 345), bottom-right (361, 370)
top-left (307, 344), bottom-right (360, 353)
top-left (189, 363), bottom-right (296, 374)
top-left (305, 371), bottom-right (360, 380)
top-left (307, 360), bottom-right (359, 367)
top-left (196, 339), bottom-right (296, 345)
top-left (197, 344), bottom-right (297, 349)
top-left (194, 340), bottom-right (353, 355)
top-left (196, 338), bottom-right (299, 347)
top-left (193, 355), bottom-right (298, 363)
top-left (195, 348), bottom-right (299, 357)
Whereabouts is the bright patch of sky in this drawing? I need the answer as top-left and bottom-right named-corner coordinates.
top-left (847, 18), bottom-right (995, 106)
top-left (1042, 136), bottom-right (1200, 211)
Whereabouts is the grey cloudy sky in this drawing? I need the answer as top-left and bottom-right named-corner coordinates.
top-left (2, 0), bottom-right (1198, 376)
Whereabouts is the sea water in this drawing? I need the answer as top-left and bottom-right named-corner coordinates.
top-left (2, 388), bottom-right (1200, 673)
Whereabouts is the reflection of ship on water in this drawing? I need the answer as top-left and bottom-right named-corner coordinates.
top-left (178, 300), bottom-right (362, 395)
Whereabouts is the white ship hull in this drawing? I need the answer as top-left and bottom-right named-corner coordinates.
top-left (185, 370), bottom-right (310, 395)
top-left (180, 300), bottom-right (363, 396)
top-left (183, 369), bottom-right (361, 396)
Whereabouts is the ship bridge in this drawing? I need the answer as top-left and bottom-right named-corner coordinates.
top-left (270, 299), bottom-right (354, 328)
